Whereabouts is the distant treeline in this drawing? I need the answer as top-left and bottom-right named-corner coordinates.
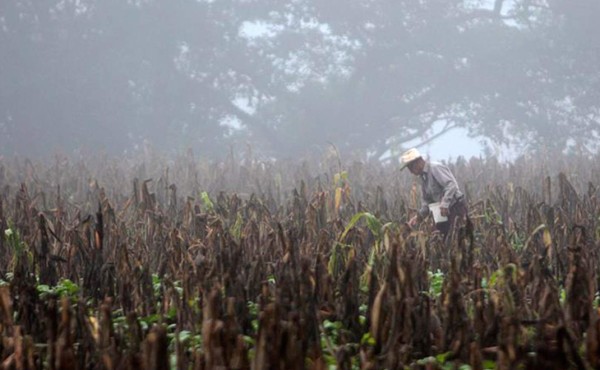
top-left (1, 0), bottom-right (599, 158)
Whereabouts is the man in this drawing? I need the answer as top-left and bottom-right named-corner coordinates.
top-left (400, 148), bottom-right (467, 237)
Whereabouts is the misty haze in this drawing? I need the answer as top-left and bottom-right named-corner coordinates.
top-left (1, 1), bottom-right (600, 369)
top-left (2, 0), bottom-right (599, 160)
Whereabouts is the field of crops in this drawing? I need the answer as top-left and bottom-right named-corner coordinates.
top-left (1, 150), bottom-right (599, 369)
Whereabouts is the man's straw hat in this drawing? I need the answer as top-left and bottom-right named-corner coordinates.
top-left (399, 148), bottom-right (422, 170)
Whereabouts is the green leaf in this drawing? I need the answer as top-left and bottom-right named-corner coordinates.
top-left (360, 332), bottom-right (376, 346)
top-left (142, 313), bottom-right (160, 325)
top-left (323, 320), bottom-right (342, 331)
top-left (364, 213), bottom-right (382, 238)
top-left (230, 212), bottom-right (243, 241)
top-left (482, 359), bottom-right (497, 369)
top-left (36, 284), bottom-right (52, 296)
top-left (435, 351), bottom-right (451, 364)
top-left (247, 301), bottom-right (258, 316)
top-left (57, 279), bottom-right (79, 296)
top-left (488, 270), bottom-right (499, 288)
top-left (179, 330), bottom-right (192, 342)
top-left (339, 212), bottom-right (367, 242)
top-left (166, 306), bottom-right (177, 320)
top-left (416, 356), bottom-right (436, 365)
top-left (428, 270), bottom-right (444, 298)
top-left (200, 191), bottom-right (214, 212)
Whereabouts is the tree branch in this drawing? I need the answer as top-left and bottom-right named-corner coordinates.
top-left (493, 0), bottom-right (505, 15)
top-left (413, 122), bottom-right (458, 149)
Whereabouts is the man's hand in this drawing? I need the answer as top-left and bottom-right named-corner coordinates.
top-left (440, 207), bottom-right (449, 217)
top-left (408, 215), bottom-right (419, 227)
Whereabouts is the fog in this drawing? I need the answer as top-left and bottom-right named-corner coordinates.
top-left (1, 0), bottom-right (599, 161)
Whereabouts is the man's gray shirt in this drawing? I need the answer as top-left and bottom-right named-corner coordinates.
top-left (418, 161), bottom-right (463, 218)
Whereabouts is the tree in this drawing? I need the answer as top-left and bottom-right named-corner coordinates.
top-left (239, 0), bottom-right (600, 158)
top-left (1, 0), bottom-right (598, 159)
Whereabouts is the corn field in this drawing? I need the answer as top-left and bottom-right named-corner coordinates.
top-left (1, 150), bottom-right (600, 370)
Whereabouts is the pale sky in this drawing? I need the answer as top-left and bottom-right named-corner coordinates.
top-left (415, 128), bottom-right (484, 161)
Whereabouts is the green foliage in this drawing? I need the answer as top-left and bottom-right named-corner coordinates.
top-left (230, 212), bottom-right (243, 242)
top-left (139, 314), bottom-right (161, 331)
top-left (152, 274), bottom-right (162, 293)
top-left (339, 212), bottom-right (382, 242)
top-left (509, 232), bottom-right (525, 251)
top-left (327, 242), bottom-right (352, 279)
top-left (428, 270), bottom-right (444, 299)
top-left (415, 353), bottom-right (481, 370)
top-left (483, 203), bottom-right (502, 224)
top-left (482, 360), bottom-right (497, 369)
top-left (360, 332), bottom-right (376, 346)
top-left (488, 263), bottom-right (518, 290)
top-left (321, 320), bottom-right (344, 368)
top-left (200, 191), bottom-right (214, 213)
top-left (168, 329), bottom-right (202, 352)
top-left (36, 278), bottom-right (80, 301)
top-left (4, 225), bottom-right (32, 268)
top-left (359, 304), bottom-right (367, 326)
top-left (333, 171), bottom-right (348, 187)
top-left (4, 226), bottom-right (24, 254)
top-left (0, 272), bottom-right (13, 287)
top-left (247, 301), bottom-right (260, 333)
top-left (338, 212), bottom-right (393, 292)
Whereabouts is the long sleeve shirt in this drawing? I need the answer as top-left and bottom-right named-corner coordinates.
top-left (418, 161), bottom-right (463, 218)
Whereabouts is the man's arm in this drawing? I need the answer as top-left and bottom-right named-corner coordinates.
top-left (431, 164), bottom-right (459, 209)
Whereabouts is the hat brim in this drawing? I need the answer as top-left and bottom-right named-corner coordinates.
top-left (400, 158), bottom-right (419, 170)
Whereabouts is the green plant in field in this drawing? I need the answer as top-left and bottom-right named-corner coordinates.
top-left (247, 301), bottom-right (259, 333)
top-left (0, 272), bottom-right (13, 286)
top-left (141, 274), bottom-right (183, 330)
top-left (152, 274), bottom-right (162, 296)
top-left (415, 353), bottom-right (496, 370)
top-left (339, 212), bottom-right (384, 244)
top-left (487, 264), bottom-right (517, 289)
top-left (360, 332), bottom-right (375, 346)
top-left (327, 241), bottom-right (354, 280)
top-left (359, 303), bottom-right (367, 326)
top-left (428, 270), bottom-right (444, 299)
top-left (333, 171), bottom-right (348, 188)
top-left (37, 278), bottom-right (80, 301)
top-left (149, 323), bottom-right (203, 369)
top-left (152, 273), bottom-right (182, 299)
top-left (200, 191), bottom-right (214, 213)
top-left (230, 212), bottom-right (243, 242)
top-left (334, 211), bottom-right (393, 291)
top-left (176, 330), bottom-right (202, 350)
top-left (483, 203), bottom-right (502, 225)
top-left (167, 327), bottom-right (202, 354)
top-left (559, 286), bottom-right (566, 305)
top-left (320, 319), bottom-right (343, 368)
top-left (487, 263), bottom-right (519, 314)
top-left (139, 313), bottom-right (161, 331)
top-left (509, 232), bottom-right (524, 251)
top-left (4, 224), bottom-right (32, 269)
top-left (319, 319), bottom-right (363, 369)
